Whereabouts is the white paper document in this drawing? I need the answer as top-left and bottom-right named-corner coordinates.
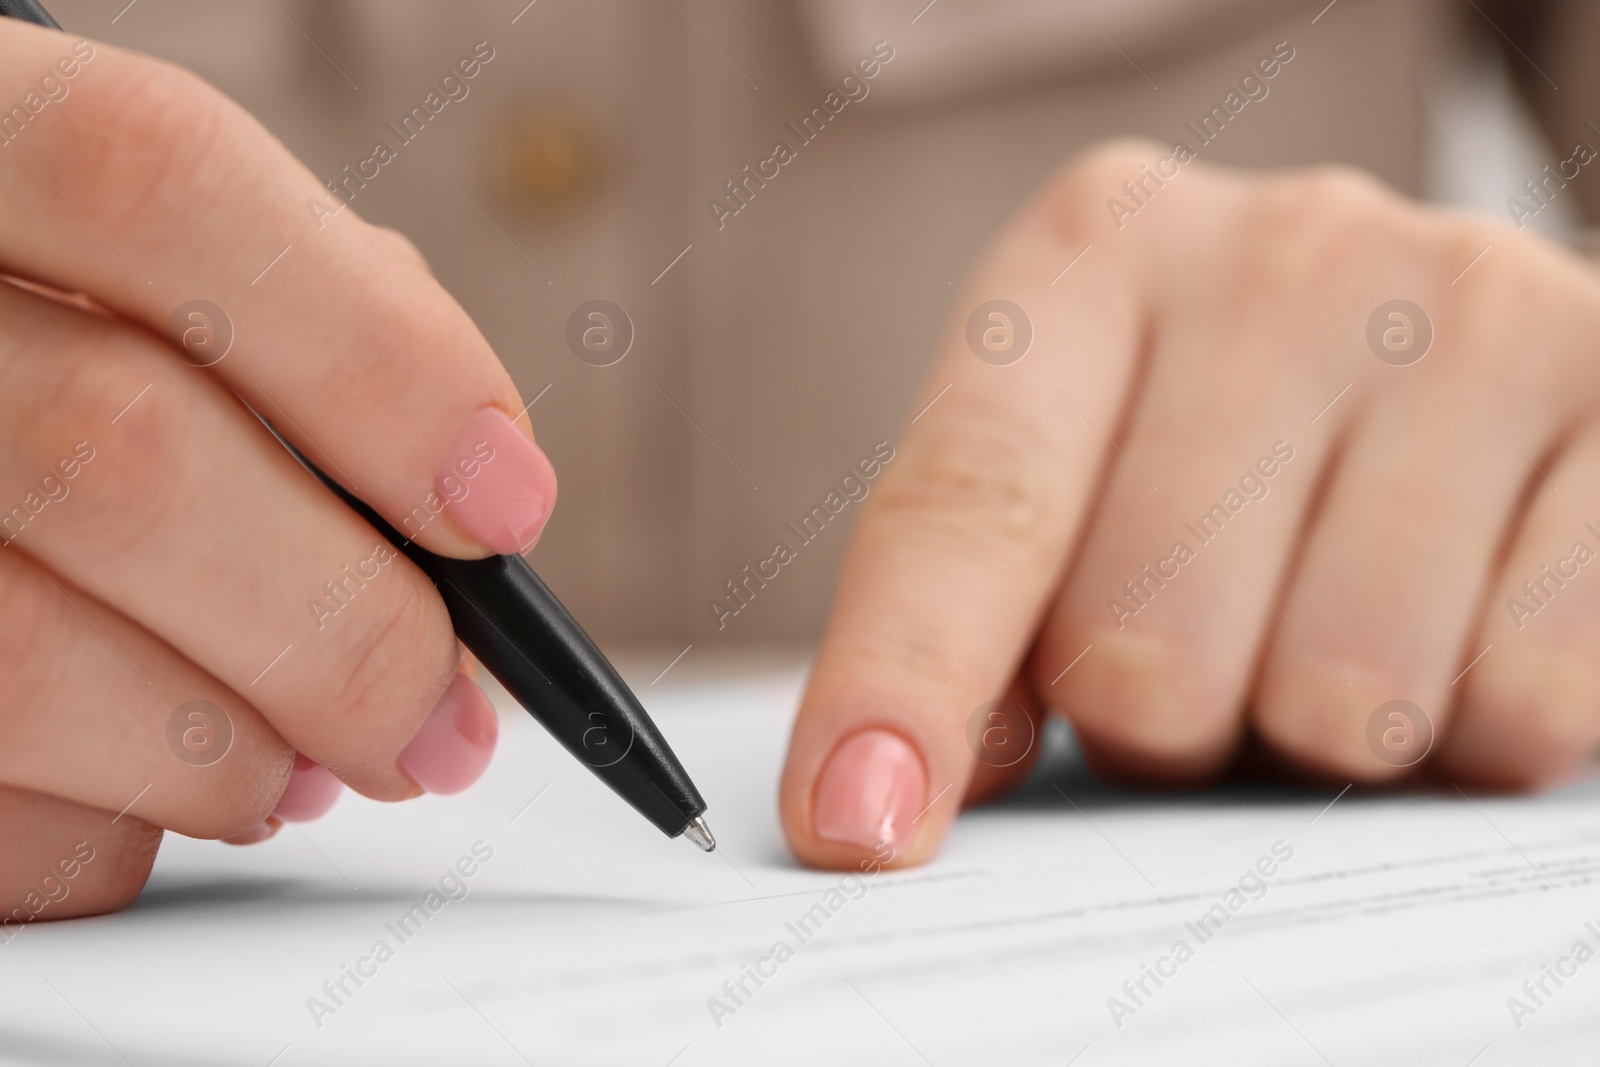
top-left (3, 657), bottom-right (1599, 1065)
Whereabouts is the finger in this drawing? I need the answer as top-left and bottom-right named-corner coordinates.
top-left (1244, 206), bottom-right (1597, 779)
top-left (0, 249), bottom-right (485, 803)
top-left (0, 25), bottom-right (553, 558)
top-left (1034, 169), bottom-right (1344, 782)
top-left (780, 145), bottom-right (1147, 869)
top-left (274, 755), bottom-right (342, 823)
top-left (1041, 428), bottom-right (1323, 784)
top-left (0, 785), bottom-right (162, 924)
top-left (1252, 384), bottom-right (1539, 780)
top-left (221, 818), bottom-right (282, 846)
top-left (1436, 426), bottom-right (1600, 786)
top-left (0, 545), bottom-right (295, 839)
top-left (961, 673), bottom-right (1046, 807)
top-left (224, 752), bottom-right (342, 839)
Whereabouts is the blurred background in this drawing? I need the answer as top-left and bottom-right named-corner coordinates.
top-left (47, 0), bottom-right (1599, 650)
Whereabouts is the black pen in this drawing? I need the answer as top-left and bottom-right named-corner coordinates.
top-left (303, 454), bottom-right (715, 852)
top-left (0, 0), bottom-right (715, 852)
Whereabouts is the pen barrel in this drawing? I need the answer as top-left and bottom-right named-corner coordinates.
top-left (415, 548), bottom-right (707, 837)
top-left (294, 455), bottom-right (707, 839)
top-left (0, 0), bottom-right (60, 27)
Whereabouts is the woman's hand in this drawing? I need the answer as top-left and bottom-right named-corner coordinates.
top-left (781, 139), bottom-right (1600, 868)
top-left (0, 25), bottom-right (555, 920)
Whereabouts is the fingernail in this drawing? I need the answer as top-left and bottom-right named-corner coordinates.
top-left (813, 728), bottom-right (927, 853)
top-left (275, 754), bottom-right (342, 822)
top-left (222, 817), bottom-right (282, 846)
top-left (398, 671), bottom-right (498, 795)
top-left (438, 406), bottom-right (557, 555)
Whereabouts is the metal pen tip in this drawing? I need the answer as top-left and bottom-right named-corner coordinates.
top-left (682, 814), bottom-right (716, 852)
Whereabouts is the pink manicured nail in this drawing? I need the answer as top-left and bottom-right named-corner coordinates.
top-left (438, 406), bottom-right (557, 555)
top-left (813, 728), bottom-right (927, 854)
top-left (398, 671), bottom-right (498, 795)
top-left (276, 754), bottom-right (342, 822)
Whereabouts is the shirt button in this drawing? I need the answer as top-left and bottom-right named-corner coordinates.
top-left (488, 105), bottom-right (606, 216)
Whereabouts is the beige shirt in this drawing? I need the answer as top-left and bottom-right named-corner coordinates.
top-left (48, 0), bottom-right (1587, 643)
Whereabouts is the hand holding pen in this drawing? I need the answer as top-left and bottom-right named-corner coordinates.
top-left (0, 6), bottom-right (707, 922)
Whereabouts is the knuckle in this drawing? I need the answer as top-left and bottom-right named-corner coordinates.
top-left (42, 56), bottom-right (228, 238)
top-left (1045, 626), bottom-right (1236, 761)
top-left (824, 618), bottom-right (964, 696)
top-left (174, 736), bottom-right (293, 840)
top-left (1444, 228), bottom-right (1547, 331)
top-left (1272, 164), bottom-right (1394, 225)
top-left (53, 351), bottom-right (202, 548)
top-left (1508, 696), bottom-right (1593, 764)
top-left (78, 823), bottom-right (164, 916)
top-left (1432, 222), bottom-right (1600, 421)
top-left (872, 414), bottom-right (1063, 559)
top-left (1042, 137), bottom-right (1168, 241)
top-left (0, 561), bottom-right (72, 752)
top-left (319, 565), bottom-right (456, 753)
top-left (312, 278), bottom-right (475, 435)
top-left (1066, 137), bottom-right (1169, 189)
top-left (1435, 215), bottom-right (1503, 281)
top-left (196, 748), bottom-right (294, 838)
top-left (1255, 660), bottom-right (1411, 782)
top-left (53, 820), bottom-right (164, 918)
top-left (1463, 652), bottom-right (1600, 784)
top-left (1247, 165), bottom-right (1397, 271)
top-left (1297, 163), bottom-right (1390, 206)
